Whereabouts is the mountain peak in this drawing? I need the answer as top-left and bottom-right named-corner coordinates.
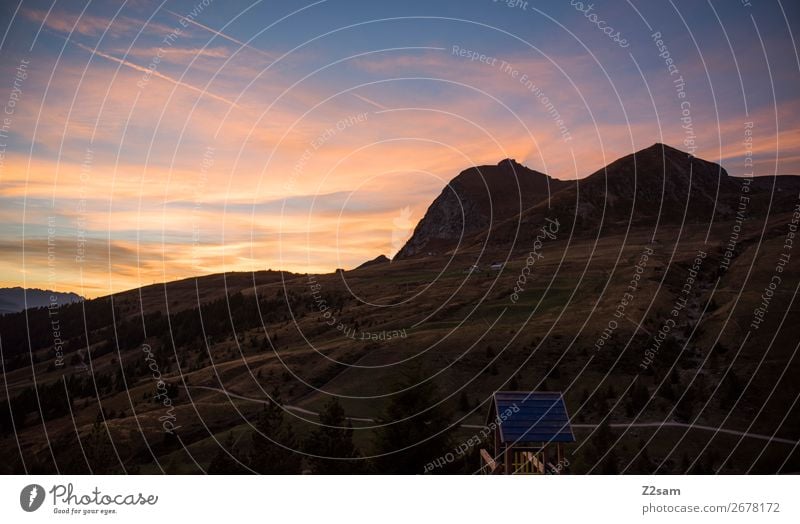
top-left (497, 157), bottom-right (523, 168)
top-left (395, 143), bottom-right (746, 258)
top-left (641, 142), bottom-right (694, 158)
top-left (355, 254), bottom-right (390, 269)
top-left (395, 160), bottom-right (569, 259)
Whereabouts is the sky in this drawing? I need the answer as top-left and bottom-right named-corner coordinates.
top-left (0, 0), bottom-right (798, 298)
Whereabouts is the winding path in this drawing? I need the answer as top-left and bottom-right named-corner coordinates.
top-left (572, 422), bottom-right (799, 446)
top-left (182, 384), bottom-right (375, 422)
top-left (183, 384), bottom-right (800, 446)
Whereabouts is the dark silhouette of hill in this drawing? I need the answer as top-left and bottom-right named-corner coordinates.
top-left (355, 254), bottom-right (390, 269)
top-left (1, 144), bottom-right (799, 475)
top-left (398, 144), bottom-right (800, 255)
top-left (0, 287), bottom-right (83, 315)
top-left (395, 158), bottom-right (569, 258)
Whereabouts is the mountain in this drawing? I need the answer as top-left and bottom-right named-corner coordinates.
top-left (400, 144), bottom-right (800, 255)
top-left (0, 287), bottom-right (83, 315)
top-left (571, 142), bottom-right (737, 220)
top-left (493, 143), bottom-right (799, 242)
top-left (1, 143), bottom-right (799, 475)
top-left (395, 158), bottom-right (569, 258)
top-left (355, 254), bottom-right (390, 269)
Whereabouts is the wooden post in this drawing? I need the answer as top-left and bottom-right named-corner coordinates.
top-left (494, 425), bottom-right (499, 459)
top-left (542, 444), bottom-right (547, 474)
top-left (480, 449), bottom-right (497, 474)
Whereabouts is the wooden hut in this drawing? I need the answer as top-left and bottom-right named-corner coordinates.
top-left (480, 391), bottom-right (575, 474)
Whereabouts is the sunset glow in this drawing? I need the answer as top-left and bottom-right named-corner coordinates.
top-left (2, 0), bottom-right (799, 297)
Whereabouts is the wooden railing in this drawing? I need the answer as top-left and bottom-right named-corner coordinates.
top-left (520, 451), bottom-right (545, 474)
top-left (482, 447), bottom-right (565, 475)
top-left (480, 449), bottom-right (500, 474)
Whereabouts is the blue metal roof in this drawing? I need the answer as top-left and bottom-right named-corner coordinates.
top-left (491, 391), bottom-right (575, 444)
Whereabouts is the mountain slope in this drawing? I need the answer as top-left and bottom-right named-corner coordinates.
top-left (1, 145), bottom-right (799, 475)
top-left (466, 143), bottom-right (799, 249)
top-left (395, 159), bottom-right (569, 258)
top-left (355, 254), bottom-right (390, 269)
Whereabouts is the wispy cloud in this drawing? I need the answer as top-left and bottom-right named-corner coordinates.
top-left (163, 8), bottom-right (275, 60)
top-left (71, 41), bottom-right (239, 108)
top-left (120, 45), bottom-right (230, 63)
top-left (351, 92), bottom-right (388, 110)
top-left (22, 7), bottom-right (173, 38)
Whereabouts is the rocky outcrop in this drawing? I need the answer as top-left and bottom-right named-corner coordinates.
top-left (355, 254), bottom-right (390, 269)
top-left (395, 159), bottom-right (567, 258)
top-left (397, 144), bottom-right (800, 257)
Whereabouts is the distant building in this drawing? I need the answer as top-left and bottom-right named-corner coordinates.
top-left (480, 391), bottom-right (575, 475)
